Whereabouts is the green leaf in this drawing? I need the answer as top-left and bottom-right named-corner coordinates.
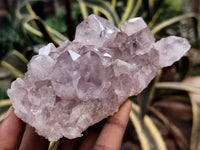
top-left (149, 106), bottom-right (189, 150)
top-left (147, 9), bottom-right (161, 28)
top-left (16, 3), bottom-right (67, 46)
top-left (15, 0), bottom-right (46, 19)
top-left (77, 0), bottom-right (89, 19)
top-left (1, 50), bottom-right (28, 77)
top-left (190, 96), bottom-right (200, 150)
top-left (111, 0), bottom-right (117, 10)
top-left (0, 99), bottom-right (11, 122)
top-left (26, 4), bottom-right (68, 42)
top-left (145, 0), bottom-right (163, 27)
top-left (79, 0), bottom-right (119, 26)
top-left (17, 1), bottom-right (46, 13)
top-left (130, 102), bottom-right (167, 150)
top-left (184, 77), bottom-right (200, 150)
top-left (0, 86), bottom-right (8, 100)
top-left (137, 70), bottom-right (162, 119)
top-left (48, 141), bottom-right (60, 150)
top-left (0, 112), bottom-right (6, 122)
top-left (119, 0), bottom-right (136, 26)
top-left (155, 82), bottom-right (200, 94)
top-left (151, 12), bottom-right (199, 34)
top-left (129, 0), bottom-right (142, 19)
top-left (142, 0), bottom-right (151, 22)
top-left (18, 15), bottom-right (59, 46)
top-left (137, 79), bottom-right (155, 120)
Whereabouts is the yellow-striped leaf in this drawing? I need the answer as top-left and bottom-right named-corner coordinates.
top-left (183, 77), bottom-right (200, 150)
top-left (1, 50), bottom-right (28, 77)
top-left (149, 106), bottom-right (189, 150)
top-left (0, 99), bottom-right (11, 121)
top-left (111, 0), bottom-right (117, 10)
top-left (155, 82), bottom-right (200, 94)
top-left (17, 3), bottom-right (67, 45)
top-left (190, 96), bottom-right (200, 150)
top-left (137, 70), bottom-right (162, 119)
top-left (130, 102), bottom-right (167, 150)
top-left (77, 0), bottom-right (89, 19)
top-left (129, 0), bottom-right (142, 19)
top-left (151, 12), bottom-right (199, 34)
top-left (79, 0), bottom-right (119, 26)
top-left (48, 141), bottom-right (60, 150)
top-left (119, 0), bottom-right (135, 26)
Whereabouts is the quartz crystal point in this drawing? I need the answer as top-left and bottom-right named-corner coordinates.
top-left (7, 14), bottom-right (190, 141)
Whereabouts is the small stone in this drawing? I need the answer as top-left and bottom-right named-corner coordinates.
top-left (7, 14), bottom-right (190, 141)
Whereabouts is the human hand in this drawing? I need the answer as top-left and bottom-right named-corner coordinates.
top-left (0, 100), bottom-right (131, 150)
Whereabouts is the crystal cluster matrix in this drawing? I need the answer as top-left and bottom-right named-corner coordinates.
top-left (8, 15), bottom-right (190, 141)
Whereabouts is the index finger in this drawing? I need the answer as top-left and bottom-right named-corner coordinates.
top-left (0, 107), bottom-right (25, 150)
top-left (93, 99), bottom-right (132, 150)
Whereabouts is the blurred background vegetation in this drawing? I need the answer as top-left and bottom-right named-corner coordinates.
top-left (0, 0), bottom-right (200, 150)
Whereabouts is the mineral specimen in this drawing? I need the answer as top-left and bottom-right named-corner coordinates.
top-left (7, 14), bottom-right (190, 141)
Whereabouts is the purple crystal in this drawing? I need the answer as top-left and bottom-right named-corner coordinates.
top-left (7, 14), bottom-right (190, 141)
top-left (74, 15), bottom-right (119, 48)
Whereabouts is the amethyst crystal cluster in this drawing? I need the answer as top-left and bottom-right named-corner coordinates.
top-left (8, 15), bottom-right (190, 141)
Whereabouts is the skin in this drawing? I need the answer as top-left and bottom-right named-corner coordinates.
top-left (0, 99), bottom-right (131, 150)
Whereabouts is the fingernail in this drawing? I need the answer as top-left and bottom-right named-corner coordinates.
top-left (3, 106), bottom-right (13, 121)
